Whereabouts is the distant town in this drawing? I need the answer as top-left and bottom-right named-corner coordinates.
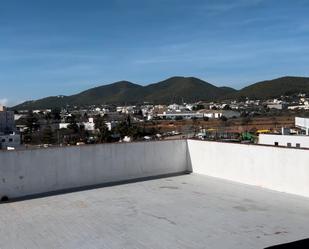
top-left (2, 90), bottom-right (309, 150)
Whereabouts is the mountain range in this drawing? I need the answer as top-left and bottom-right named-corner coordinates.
top-left (12, 76), bottom-right (309, 110)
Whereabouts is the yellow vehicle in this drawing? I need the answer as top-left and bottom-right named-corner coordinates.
top-left (256, 129), bottom-right (271, 134)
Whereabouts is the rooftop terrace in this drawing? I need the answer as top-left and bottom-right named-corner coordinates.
top-left (1, 139), bottom-right (309, 248)
top-left (1, 174), bottom-right (309, 249)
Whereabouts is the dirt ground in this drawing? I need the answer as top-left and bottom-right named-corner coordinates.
top-left (144, 116), bottom-right (296, 134)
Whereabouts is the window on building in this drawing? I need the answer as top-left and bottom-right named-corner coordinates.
top-left (274, 142), bottom-right (279, 146)
top-left (296, 143), bottom-right (301, 148)
top-left (1, 139), bottom-right (5, 142)
top-left (9, 138), bottom-right (13, 142)
top-left (287, 143), bottom-right (292, 147)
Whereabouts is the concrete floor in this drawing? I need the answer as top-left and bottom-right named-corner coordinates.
top-left (0, 174), bottom-right (309, 249)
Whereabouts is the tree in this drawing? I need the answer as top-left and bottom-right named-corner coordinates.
top-left (23, 111), bottom-right (39, 144)
top-left (98, 124), bottom-right (111, 142)
top-left (114, 119), bottom-right (143, 139)
top-left (223, 105), bottom-right (231, 110)
top-left (241, 116), bottom-right (251, 125)
top-left (114, 121), bottom-right (130, 138)
top-left (220, 116), bottom-right (228, 122)
top-left (25, 111), bottom-right (39, 133)
top-left (94, 115), bottom-right (111, 142)
top-left (193, 104), bottom-right (204, 111)
top-left (82, 112), bottom-right (89, 122)
top-left (45, 112), bottom-right (52, 123)
top-left (51, 108), bottom-right (61, 120)
top-left (136, 109), bottom-right (143, 117)
top-left (67, 115), bottom-right (79, 133)
top-left (41, 126), bottom-right (55, 144)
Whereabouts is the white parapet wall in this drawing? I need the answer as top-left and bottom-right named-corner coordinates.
top-left (187, 139), bottom-right (309, 198)
top-left (0, 140), bottom-right (188, 199)
top-left (3, 139), bottom-right (309, 200)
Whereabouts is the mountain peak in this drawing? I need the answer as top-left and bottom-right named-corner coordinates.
top-left (110, 80), bottom-right (138, 86)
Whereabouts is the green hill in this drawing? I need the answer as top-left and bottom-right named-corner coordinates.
top-left (12, 77), bottom-right (235, 109)
top-left (69, 81), bottom-right (142, 105)
top-left (139, 77), bottom-right (234, 103)
top-left (12, 76), bottom-right (309, 110)
top-left (230, 76), bottom-right (309, 100)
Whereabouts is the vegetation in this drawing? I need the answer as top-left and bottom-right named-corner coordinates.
top-left (12, 77), bottom-right (236, 109)
top-left (94, 115), bottom-right (111, 142)
top-left (17, 111), bottom-right (160, 146)
top-left (13, 76), bottom-right (309, 110)
top-left (227, 76), bottom-right (309, 100)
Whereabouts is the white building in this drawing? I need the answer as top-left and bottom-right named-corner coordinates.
top-left (288, 105), bottom-right (309, 110)
top-left (295, 117), bottom-right (309, 135)
top-left (267, 103), bottom-right (285, 110)
top-left (33, 109), bottom-right (51, 114)
top-left (116, 106), bottom-right (136, 114)
top-left (157, 111), bottom-right (204, 120)
top-left (83, 118), bottom-right (95, 131)
top-left (59, 118), bottom-right (96, 131)
top-left (197, 110), bottom-right (240, 119)
top-left (258, 117), bottom-right (309, 148)
top-left (167, 103), bottom-right (185, 111)
top-left (59, 123), bottom-right (70, 129)
top-left (105, 121), bottom-right (117, 131)
top-left (258, 134), bottom-right (309, 148)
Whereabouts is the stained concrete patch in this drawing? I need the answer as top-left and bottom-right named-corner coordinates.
top-left (159, 186), bottom-right (179, 190)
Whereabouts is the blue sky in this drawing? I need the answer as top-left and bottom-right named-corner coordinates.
top-left (1, 0), bottom-right (309, 106)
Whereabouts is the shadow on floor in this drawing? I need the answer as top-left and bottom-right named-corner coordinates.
top-left (0, 171), bottom-right (190, 204)
top-left (265, 238), bottom-right (309, 249)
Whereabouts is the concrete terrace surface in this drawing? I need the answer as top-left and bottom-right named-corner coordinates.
top-left (1, 174), bottom-right (309, 249)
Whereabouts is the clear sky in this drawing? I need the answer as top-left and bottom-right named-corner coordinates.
top-left (1, 0), bottom-right (309, 106)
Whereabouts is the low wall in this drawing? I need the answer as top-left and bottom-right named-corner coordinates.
top-left (0, 140), bottom-right (188, 199)
top-left (3, 139), bottom-right (309, 200)
top-left (187, 140), bottom-right (309, 197)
